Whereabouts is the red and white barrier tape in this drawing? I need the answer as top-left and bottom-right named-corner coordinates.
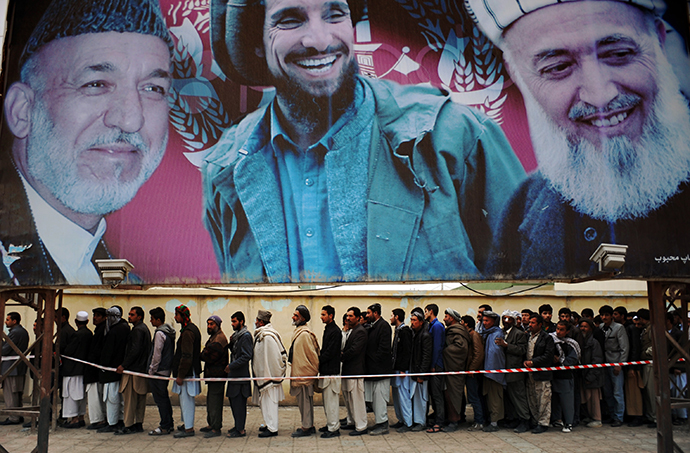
top-left (1, 354), bottom-right (670, 383)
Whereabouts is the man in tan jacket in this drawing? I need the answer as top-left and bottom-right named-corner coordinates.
top-left (289, 305), bottom-right (321, 437)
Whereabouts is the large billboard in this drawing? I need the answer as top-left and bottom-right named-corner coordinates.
top-left (1, 0), bottom-right (688, 286)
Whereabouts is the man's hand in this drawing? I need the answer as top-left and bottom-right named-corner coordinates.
top-left (416, 378), bottom-right (424, 383)
top-left (116, 365), bottom-right (124, 375)
top-left (627, 369), bottom-right (635, 378)
top-left (524, 360), bottom-right (533, 367)
top-left (225, 365), bottom-right (230, 374)
top-left (495, 338), bottom-right (508, 348)
top-left (176, 376), bottom-right (184, 386)
top-left (613, 365), bottom-right (622, 376)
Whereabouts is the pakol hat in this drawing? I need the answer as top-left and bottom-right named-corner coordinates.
top-left (257, 309), bottom-right (272, 323)
top-left (464, 0), bottom-right (667, 46)
top-left (210, 0), bottom-right (367, 86)
top-left (20, 0), bottom-right (172, 69)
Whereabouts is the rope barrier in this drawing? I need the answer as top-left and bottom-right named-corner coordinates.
top-left (1, 354), bottom-right (667, 383)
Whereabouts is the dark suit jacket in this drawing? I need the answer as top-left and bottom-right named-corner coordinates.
top-left (529, 330), bottom-right (555, 381)
top-left (100, 319), bottom-right (130, 383)
top-left (85, 322), bottom-right (106, 384)
top-left (319, 321), bottom-right (342, 376)
top-left (62, 325), bottom-right (93, 376)
top-left (504, 326), bottom-right (527, 383)
top-left (392, 324), bottom-right (413, 372)
top-left (122, 321), bottom-right (152, 373)
top-left (0, 154), bottom-right (113, 286)
top-left (365, 317), bottom-right (392, 379)
top-left (227, 329), bottom-right (252, 398)
top-left (410, 323), bottom-right (432, 380)
top-left (1, 324), bottom-right (29, 376)
top-left (341, 324), bottom-right (366, 376)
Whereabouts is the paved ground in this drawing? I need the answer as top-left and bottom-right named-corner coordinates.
top-left (1, 405), bottom-right (689, 453)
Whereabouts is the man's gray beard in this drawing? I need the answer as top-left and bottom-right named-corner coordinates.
top-left (273, 59), bottom-right (359, 136)
top-left (517, 49), bottom-right (690, 222)
top-left (25, 96), bottom-right (167, 216)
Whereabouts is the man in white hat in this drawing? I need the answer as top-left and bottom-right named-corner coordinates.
top-left (466, 0), bottom-right (690, 279)
top-left (61, 310), bottom-right (93, 428)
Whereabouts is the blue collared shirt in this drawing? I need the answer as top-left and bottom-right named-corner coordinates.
top-left (264, 79), bottom-right (374, 281)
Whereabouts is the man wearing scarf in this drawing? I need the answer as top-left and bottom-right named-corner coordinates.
top-left (97, 306), bottom-right (130, 432)
top-left (289, 305), bottom-right (320, 437)
top-left (226, 311), bottom-right (252, 438)
top-left (200, 315), bottom-right (228, 438)
top-left (252, 310), bottom-right (287, 437)
top-left (495, 310), bottom-right (530, 433)
top-left (442, 308), bottom-right (470, 432)
top-left (481, 311), bottom-right (506, 432)
top-left (171, 304), bottom-right (202, 438)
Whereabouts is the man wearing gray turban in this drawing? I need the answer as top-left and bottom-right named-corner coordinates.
top-left (0, 0), bottom-right (172, 286)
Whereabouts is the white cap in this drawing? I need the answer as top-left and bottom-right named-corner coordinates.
top-left (464, 0), bottom-right (667, 46)
top-left (76, 311), bottom-right (89, 322)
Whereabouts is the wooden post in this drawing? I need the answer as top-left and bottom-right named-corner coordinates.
top-left (37, 290), bottom-right (55, 453)
top-left (648, 281), bottom-right (673, 453)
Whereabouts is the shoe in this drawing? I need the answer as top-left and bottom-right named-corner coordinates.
top-left (390, 421), bottom-right (404, 429)
top-left (611, 420), bottom-right (623, 428)
top-left (369, 422), bottom-right (389, 436)
top-left (483, 424), bottom-right (499, 432)
top-left (228, 430), bottom-right (246, 438)
top-left (411, 424), bottom-right (425, 432)
top-left (149, 427), bottom-right (173, 436)
top-left (173, 430), bottom-right (196, 438)
top-left (552, 420), bottom-right (563, 428)
top-left (228, 427), bottom-right (238, 434)
top-left (22, 421), bottom-right (32, 428)
top-left (348, 429), bottom-right (367, 436)
top-left (318, 426), bottom-right (329, 433)
top-left (673, 418), bottom-right (687, 426)
top-left (467, 423), bottom-right (483, 431)
top-left (177, 424), bottom-right (186, 432)
top-left (532, 425), bottom-right (548, 434)
top-left (628, 417), bottom-right (646, 427)
top-left (258, 425), bottom-right (269, 432)
top-left (0, 418), bottom-right (22, 426)
top-left (291, 427), bottom-right (315, 437)
top-left (514, 420), bottom-right (529, 433)
top-left (87, 421), bottom-right (108, 430)
top-left (397, 425), bottom-right (412, 433)
top-left (503, 419), bottom-right (520, 429)
top-left (204, 430), bottom-right (222, 438)
top-left (339, 418), bottom-right (348, 425)
top-left (586, 421), bottom-right (602, 428)
top-left (63, 421), bottom-right (85, 429)
top-left (341, 424), bottom-right (356, 430)
top-left (258, 430), bottom-right (278, 438)
top-left (443, 422), bottom-right (458, 433)
top-left (320, 430), bottom-right (340, 438)
top-left (426, 424), bottom-right (443, 433)
top-left (114, 425), bottom-right (139, 435)
top-left (562, 425), bottom-right (572, 433)
top-left (97, 424), bottom-right (120, 433)
top-left (133, 423), bottom-right (144, 433)
top-left (200, 426), bottom-right (212, 433)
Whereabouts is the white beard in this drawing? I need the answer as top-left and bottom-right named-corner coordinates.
top-left (515, 47), bottom-right (690, 222)
top-left (25, 97), bottom-right (167, 216)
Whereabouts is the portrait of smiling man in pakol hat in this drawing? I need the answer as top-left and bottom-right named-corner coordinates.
top-left (203, 0), bottom-right (526, 284)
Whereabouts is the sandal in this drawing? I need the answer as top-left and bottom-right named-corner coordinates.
top-left (149, 427), bottom-right (172, 436)
top-left (426, 424), bottom-right (443, 433)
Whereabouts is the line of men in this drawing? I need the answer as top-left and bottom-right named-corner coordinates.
top-left (1, 301), bottom-right (684, 437)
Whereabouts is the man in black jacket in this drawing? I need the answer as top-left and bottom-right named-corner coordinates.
top-left (172, 304), bottom-right (202, 438)
top-left (147, 307), bottom-right (176, 436)
top-left (200, 315), bottom-right (228, 438)
top-left (364, 303), bottom-right (392, 435)
top-left (496, 310), bottom-right (530, 433)
top-left (115, 306), bottom-right (151, 435)
top-left (85, 307), bottom-right (107, 430)
top-left (524, 314), bottom-right (555, 434)
top-left (341, 307), bottom-right (368, 436)
top-left (61, 311), bottom-right (93, 428)
top-left (409, 307), bottom-right (432, 432)
top-left (98, 307), bottom-right (130, 433)
top-left (1, 312), bottom-right (29, 425)
top-left (390, 308), bottom-right (413, 432)
top-left (319, 305), bottom-right (342, 438)
top-left (226, 311), bottom-right (252, 438)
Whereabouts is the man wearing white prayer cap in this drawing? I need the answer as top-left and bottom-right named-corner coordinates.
top-left (467, 0), bottom-right (690, 281)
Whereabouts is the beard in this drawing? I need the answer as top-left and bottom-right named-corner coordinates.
top-left (25, 97), bottom-right (167, 216)
top-left (516, 47), bottom-right (690, 222)
top-left (271, 56), bottom-right (359, 137)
